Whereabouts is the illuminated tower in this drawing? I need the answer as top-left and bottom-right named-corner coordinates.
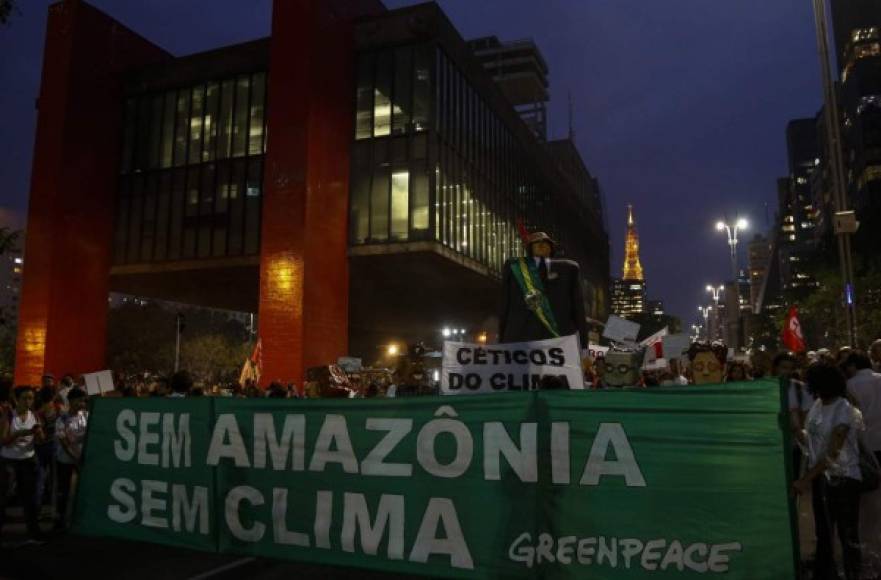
top-left (622, 204), bottom-right (644, 281)
top-left (611, 204), bottom-right (646, 317)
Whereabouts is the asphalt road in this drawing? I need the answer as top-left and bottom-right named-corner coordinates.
top-left (1, 533), bottom-right (436, 580)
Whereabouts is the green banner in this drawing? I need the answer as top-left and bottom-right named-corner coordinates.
top-left (74, 381), bottom-right (797, 579)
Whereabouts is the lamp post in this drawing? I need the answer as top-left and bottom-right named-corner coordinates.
top-left (715, 218), bottom-right (748, 281)
top-left (698, 306), bottom-right (712, 341)
top-left (706, 284), bottom-right (724, 305)
top-left (810, 0), bottom-right (858, 347)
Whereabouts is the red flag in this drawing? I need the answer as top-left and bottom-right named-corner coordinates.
top-left (782, 306), bottom-right (806, 353)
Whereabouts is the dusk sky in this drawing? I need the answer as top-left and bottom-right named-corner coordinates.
top-left (0, 0), bottom-right (823, 324)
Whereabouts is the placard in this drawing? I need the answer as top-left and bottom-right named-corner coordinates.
top-left (441, 334), bottom-right (583, 394)
top-left (602, 315), bottom-right (640, 344)
top-left (83, 370), bottom-right (114, 396)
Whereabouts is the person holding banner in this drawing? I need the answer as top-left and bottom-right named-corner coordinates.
top-left (499, 232), bottom-right (589, 348)
top-left (794, 362), bottom-right (865, 580)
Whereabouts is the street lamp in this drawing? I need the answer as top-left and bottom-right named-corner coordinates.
top-left (698, 306), bottom-right (712, 341)
top-left (715, 218), bottom-right (748, 281)
top-left (387, 343), bottom-right (400, 357)
top-left (706, 284), bottom-right (724, 305)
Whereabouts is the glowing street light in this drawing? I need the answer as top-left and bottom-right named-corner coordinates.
top-left (387, 343), bottom-right (400, 356)
top-left (706, 284), bottom-right (724, 305)
top-left (698, 305), bottom-right (712, 340)
top-left (715, 217), bottom-right (748, 280)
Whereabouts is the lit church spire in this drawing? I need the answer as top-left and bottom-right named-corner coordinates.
top-left (622, 204), bottom-right (644, 281)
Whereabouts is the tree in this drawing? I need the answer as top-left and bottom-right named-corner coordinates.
top-left (0, 227), bottom-right (21, 374)
top-left (795, 266), bottom-right (881, 349)
top-left (106, 299), bottom-right (254, 383)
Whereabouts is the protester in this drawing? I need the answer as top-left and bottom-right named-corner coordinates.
top-left (793, 362), bottom-right (864, 580)
top-left (54, 387), bottom-right (88, 531)
top-left (168, 371), bottom-right (193, 398)
top-left (844, 352), bottom-right (881, 463)
top-left (667, 359), bottom-right (689, 385)
top-left (843, 351), bottom-right (881, 574)
top-left (57, 374), bottom-right (75, 408)
top-left (0, 386), bottom-right (45, 541)
top-left (725, 362), bottom-right (751, 383)
top-left (33, 385), bottom-right (60, 511)
top-left (775, 352), bottom-right (814, 477)
top-left (267, 382), bottom-right (288, 399)
top-left (871, 339), bottom-right (881, 373)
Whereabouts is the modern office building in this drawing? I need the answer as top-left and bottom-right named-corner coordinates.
top-left (775, 119), bottom-right (821, 296)
top-left (467, 36), bottom-right (549, 140)
top-left (829, 1), bottom-right (881, 266)
top-left (14, 0), bottom-right (610, 385)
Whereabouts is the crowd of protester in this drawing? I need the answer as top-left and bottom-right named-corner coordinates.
top-left (3, 339), bottom-right (881, 580)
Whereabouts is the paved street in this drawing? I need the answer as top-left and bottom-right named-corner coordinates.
top-left (3, 533), bottom-right (435, 580)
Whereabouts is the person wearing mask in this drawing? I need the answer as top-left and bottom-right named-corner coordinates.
top-left (54, 387), bottom-right (88, 531)
top-left (0, 386), bottom-right (45, 540)
top-left (793, 362), bottom-right (864, 580)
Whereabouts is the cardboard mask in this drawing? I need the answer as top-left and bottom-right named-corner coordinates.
top-left (604, 351), bottom-right (643, 387)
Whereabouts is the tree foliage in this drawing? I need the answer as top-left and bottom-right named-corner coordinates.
top-left (0, 227), bottom-right (21, 375)
top-left (794, 267), bottom-right (881, 349)
top-left (106, 300), bottom-right (253, 383)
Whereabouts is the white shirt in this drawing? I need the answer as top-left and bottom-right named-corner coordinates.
top-left (787, 380), bottom-right (814, 413)
top-left (55, 410), bottom-right (88, 464)
top-left (1, 410), bottom-right (37, 460)
top-left (806, 397), bottom-right (863, 481)
top-left (847, 368), bottom-right (881, 451)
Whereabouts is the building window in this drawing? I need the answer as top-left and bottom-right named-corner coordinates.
top-left (390, 170), bottom-right (409, 240)
top-left (374, 52), bottom-right (393, 137)
top-left (115, 73), bottom-right (267, 265)
top-left (371, 166), bottom-right (390, 241)
top-left (356, 55), bottom-right (374, 140)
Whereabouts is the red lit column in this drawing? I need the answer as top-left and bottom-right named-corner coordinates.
top-left (259, 0), bottom-right (379, 388)
top-left (14, 1), bottom-right (168, 385)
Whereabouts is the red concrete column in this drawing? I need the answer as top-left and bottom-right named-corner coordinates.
top-left (14, 1), bottom-right (168, 385)
top-left (259, 0), bottom-right (379, 388)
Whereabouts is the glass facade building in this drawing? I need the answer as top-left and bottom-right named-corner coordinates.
top-left (349, 30), bottom-right (609, 317)
top-left (114, 72), bottom-right (267, 265)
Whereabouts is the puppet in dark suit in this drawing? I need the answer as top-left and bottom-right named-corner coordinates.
top-left (499, 232), bottom-right (589, 348)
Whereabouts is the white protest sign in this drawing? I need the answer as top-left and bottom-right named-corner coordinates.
top-left (587, 344), bottom-right (609, 360)
top-left (337, 357), bottom-right (362, 373)
top-left (602, 315), bottom-right (640, 344)
top-left (662, 334), bottom-right (691, 359)
top-left (442, 334), bottom-right (583, 394)
top-left (83, 370), bottom-right (114, 396)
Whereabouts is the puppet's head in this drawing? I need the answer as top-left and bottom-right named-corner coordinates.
top-left (604, 350), bottom-right (644, 387)
top-left (687, 342), bottom-right (727, 385)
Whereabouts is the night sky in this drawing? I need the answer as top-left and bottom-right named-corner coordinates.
top-left (0, 0), bottom-right (822, 324)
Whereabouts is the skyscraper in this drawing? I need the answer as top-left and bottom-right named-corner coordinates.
top-left (611, 204), bottom-right (646, 317)
top-left (828, 0), bottom-right (881, 267)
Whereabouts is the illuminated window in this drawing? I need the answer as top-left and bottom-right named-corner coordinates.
top-left (390, 170), bottom-right (409, 240)
top-left (855, 42), bottom-right (881, 60)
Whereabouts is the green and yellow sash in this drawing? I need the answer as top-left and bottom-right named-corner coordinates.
top-left (510, 258), bottom-right (560, 338)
